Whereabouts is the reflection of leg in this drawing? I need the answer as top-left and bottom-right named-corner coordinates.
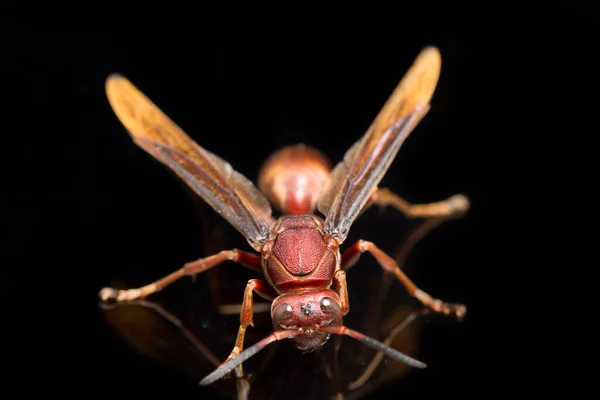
top-left (99, 249), bottom-right (262, 302)
top-left (348, 308), bottom-right (431, 391)
top-left (221, 279), bottom-right (277, 378)
top-left (235, 375), bottom-right (251, 400)
top-left (373, 188), bottom-right (469, 219)
top-left (328, 334), bottom-right (344, 400)
top-left (216, 302), bottom-right (272, 316)
top-left (341, 241), bottom-right (466, 318)
top-left (394, 216), bottom-right (451, 267)
top-left (359, 272), bottom-right (394, 364)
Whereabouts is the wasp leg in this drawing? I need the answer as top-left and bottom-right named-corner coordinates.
top-left (99, 250), bottom-right (262, 302)
top-left (341, 241), bottom-right (466, 318)
top-left (370, 187), bottom-right (469, 219)
top-left (220, 279), bottom-right (277, 379)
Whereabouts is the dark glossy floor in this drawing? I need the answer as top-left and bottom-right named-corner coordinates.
top-left (4, 8), bottom-right (587, 398)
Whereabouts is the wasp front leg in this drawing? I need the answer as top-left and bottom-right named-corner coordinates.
top-left (219, 279), bottom-right (278, 379)
top-left (332, 270), bottom-right (349, 316)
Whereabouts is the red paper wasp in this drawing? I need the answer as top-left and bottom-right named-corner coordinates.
top-left (99, 45), bottom-right (469, 386)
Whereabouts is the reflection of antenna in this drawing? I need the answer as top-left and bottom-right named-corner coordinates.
top-left (348, 307), bottom-right (431, 390)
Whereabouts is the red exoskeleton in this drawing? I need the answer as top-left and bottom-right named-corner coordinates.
top-left (99, 45), bottom-right (469, 386)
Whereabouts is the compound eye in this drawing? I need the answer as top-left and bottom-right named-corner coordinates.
top-left (273, 303), bottom-right (292, 323)
top-left (320, 297), bottom-right (340, 314)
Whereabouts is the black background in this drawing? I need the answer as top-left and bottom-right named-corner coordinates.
top-left (3, 7), bottom-right (586, 399)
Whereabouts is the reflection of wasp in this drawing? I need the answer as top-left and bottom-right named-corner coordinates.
top-left (99, 45), bottom-right (469, 388)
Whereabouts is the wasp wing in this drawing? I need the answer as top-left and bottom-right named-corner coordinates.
top-left (317, 46), bottom-right (442, 242)
top-left (105, 74), bottom-right (275, 251)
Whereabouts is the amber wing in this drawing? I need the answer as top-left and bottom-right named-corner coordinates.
top-left (105, 74), bottom-right (275, 251)
top-left (317, 46), bottom-right (442, 242)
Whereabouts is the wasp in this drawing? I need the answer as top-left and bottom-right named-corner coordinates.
top-left (99, 45), bottom-right (469, 386)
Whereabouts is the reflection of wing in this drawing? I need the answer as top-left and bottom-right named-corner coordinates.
top-left (318, 46), bottom-right (441, 242)
top-left (106, 75), bottom-right (275, 250)
top-left (99, 300), bottom-right (425, 400)
top-left (99, 300), bottom-right (238, 399)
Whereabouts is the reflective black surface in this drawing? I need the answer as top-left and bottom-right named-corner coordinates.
top-left (5, 9), bottom-right (587, 398)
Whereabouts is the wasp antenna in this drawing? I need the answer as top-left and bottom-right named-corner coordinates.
top-left (199, 329), bottom-right (302, 386)
top-left (317, 324), bottom-right (426, 369)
